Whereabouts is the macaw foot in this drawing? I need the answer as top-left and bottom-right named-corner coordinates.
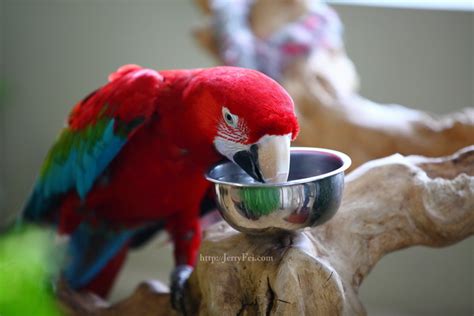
top-left (170, 265), bottom-right (193, 315)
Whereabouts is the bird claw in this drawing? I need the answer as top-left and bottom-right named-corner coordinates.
top-left (170, 265), bottom-right (193, 315)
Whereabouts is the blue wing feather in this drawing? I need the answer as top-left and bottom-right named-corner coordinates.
top-left (23, 66), bottom-right (163, 221)
top-left (20, 66), bottom-right (164, 293)
top-left (23, 119), bottom-right (127, 221)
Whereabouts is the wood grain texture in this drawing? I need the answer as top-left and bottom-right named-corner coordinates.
top-left (183, 146), bottom-right (474, 315)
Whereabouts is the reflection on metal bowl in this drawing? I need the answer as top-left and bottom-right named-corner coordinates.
top-left (205, 147), bottom-right (351, 234)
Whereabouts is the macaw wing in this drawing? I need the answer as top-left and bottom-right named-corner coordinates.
top-left (24, 65), bottom-right (164, 221)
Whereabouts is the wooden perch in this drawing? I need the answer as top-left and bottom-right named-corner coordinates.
top-left (193, 0), bottom-right (474, 170)
top-left (58, 280), bottom-right (177, 316)
top-left (59, 146), bottom-right (474, 315)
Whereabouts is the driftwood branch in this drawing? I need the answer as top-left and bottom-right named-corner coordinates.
top-left (58, 280), bottom-right (176, 316)
top-left (60, 146), bottom-right (474, 315)
top-left (193, 0), bottom-right (474, 170)
top-left (183, 146), bottom-right (474, 315)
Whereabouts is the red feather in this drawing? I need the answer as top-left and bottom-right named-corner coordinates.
top-left (45, 65), bottom-right (298, 296)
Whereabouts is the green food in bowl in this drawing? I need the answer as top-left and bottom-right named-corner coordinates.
top-left (240, 187), bottom-right (280, 218)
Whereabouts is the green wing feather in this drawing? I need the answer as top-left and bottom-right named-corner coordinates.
top-left (23, 66), bottom-right (163, 222)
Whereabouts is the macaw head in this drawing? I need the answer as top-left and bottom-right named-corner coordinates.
top-left (184, 67), bottom-right (299, 183)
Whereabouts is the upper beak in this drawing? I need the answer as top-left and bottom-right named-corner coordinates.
top-left (233, 134), bottom-right (291, 183)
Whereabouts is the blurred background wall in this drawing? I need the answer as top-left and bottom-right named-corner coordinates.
top-left (0, 1), bottom-right (5, 214)
top-left (0, 1), bottom-right (472, 315)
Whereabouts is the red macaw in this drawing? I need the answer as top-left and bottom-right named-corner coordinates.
top-left (22, 65), bottom-right (299, 309)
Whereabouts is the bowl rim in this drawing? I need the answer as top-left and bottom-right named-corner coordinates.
top-left (205, 147), bottom-right (352, 187)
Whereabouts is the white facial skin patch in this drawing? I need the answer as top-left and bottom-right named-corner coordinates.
top-left (214, 106), bottom-right (291, 183)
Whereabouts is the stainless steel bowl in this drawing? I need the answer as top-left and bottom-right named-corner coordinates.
top-left (205, 147), bottom-right (351, 234)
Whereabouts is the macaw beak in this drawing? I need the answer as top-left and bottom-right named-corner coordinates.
top-left (233, 134), bottom-right (291, 183)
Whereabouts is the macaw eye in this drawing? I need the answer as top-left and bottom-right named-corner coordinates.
top-left (222, 107), bottom-right (238, 128)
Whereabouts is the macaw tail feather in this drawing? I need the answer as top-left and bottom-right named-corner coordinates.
top-left (64, 223), bottom-right (134, 298)
top-left (82, 243), bottom-right (129, 298)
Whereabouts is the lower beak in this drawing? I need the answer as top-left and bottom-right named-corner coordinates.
top-left (233, 134), bottom-right (291, 183)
